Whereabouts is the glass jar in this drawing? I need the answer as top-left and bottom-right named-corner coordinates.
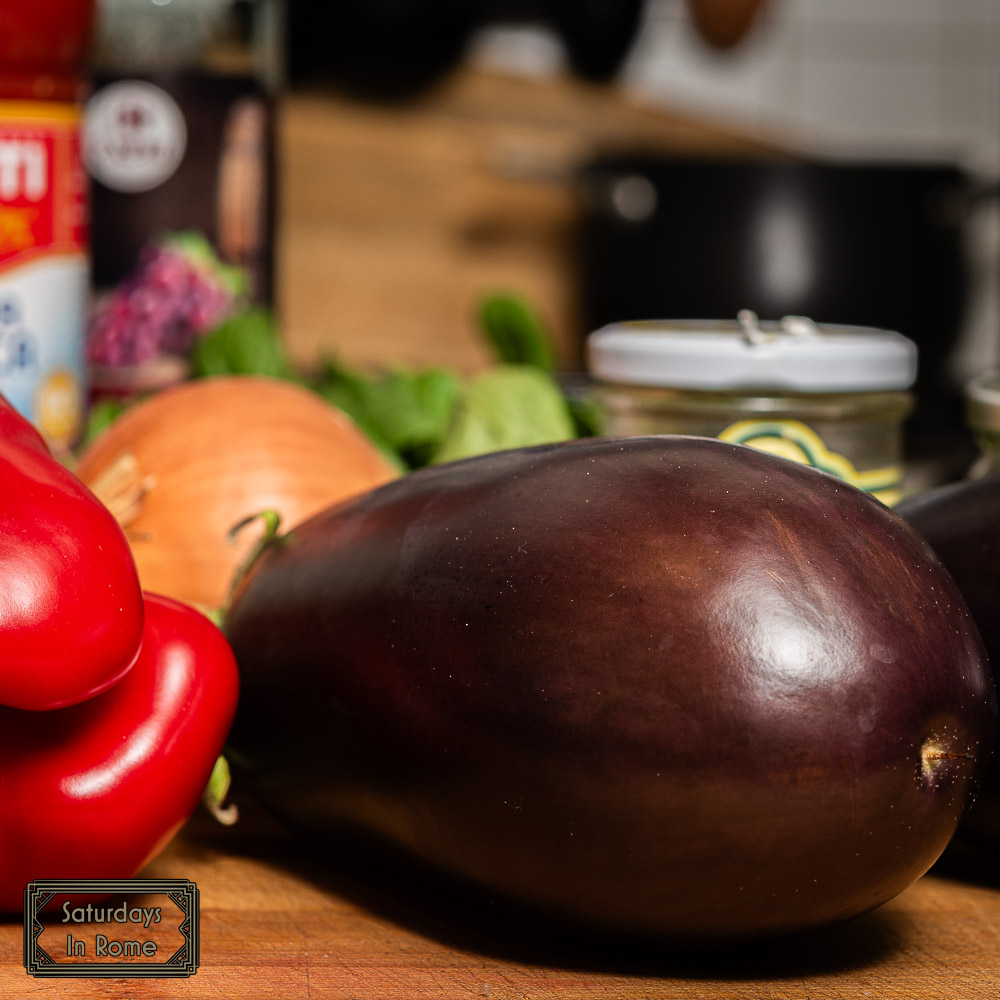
top-left (964, 369), bottom-right (1000, 479)
top-left (586, 313), bottom-right (917, 506)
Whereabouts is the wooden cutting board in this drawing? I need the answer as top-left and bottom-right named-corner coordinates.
top-left (3, 798), bottom-right (1000, 998)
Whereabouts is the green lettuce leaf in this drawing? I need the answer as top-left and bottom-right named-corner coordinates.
top-left (190, 309), bottom-right (298, 381)
top-left (478, 293), bottom-right (554, 371)
top-left (432, 365), bottom-right (575, 464)
top-left (317, 362), bottom-right (460, 470)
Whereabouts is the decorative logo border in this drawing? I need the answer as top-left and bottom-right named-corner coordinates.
top-left (23, 879), bottom-right (199, 978)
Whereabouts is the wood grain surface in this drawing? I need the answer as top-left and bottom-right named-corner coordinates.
top-left (4, 796), bottom-right (1000, 999)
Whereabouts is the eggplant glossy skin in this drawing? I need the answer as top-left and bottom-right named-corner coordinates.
top-left (225, 436), bottom-right (994, 941)
top-left (898, 475), bottom-right (1000, 846)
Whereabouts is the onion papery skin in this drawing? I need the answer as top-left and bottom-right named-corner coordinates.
top-left (77, 375), bottom-right (398, 609)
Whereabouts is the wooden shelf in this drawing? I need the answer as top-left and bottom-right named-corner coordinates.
top-left (276, 69), bottom-right (784, 376)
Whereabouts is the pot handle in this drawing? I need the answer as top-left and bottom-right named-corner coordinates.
top-left (945, 177), bottom-right (1000, 223)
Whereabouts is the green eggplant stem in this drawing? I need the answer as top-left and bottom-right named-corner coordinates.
top-left (223, 509), bottom-right (284, 617)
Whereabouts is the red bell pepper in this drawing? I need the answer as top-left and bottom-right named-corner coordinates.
top-left (0, 396), bottom-right (144, 711)
top-left (0, 592), bottom-right (238, 911)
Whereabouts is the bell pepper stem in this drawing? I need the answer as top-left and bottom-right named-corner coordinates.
top-left (203, 755), bottom-right (239, 826)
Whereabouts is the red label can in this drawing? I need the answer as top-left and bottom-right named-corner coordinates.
top-left (0, 0), bottom-right (94, 449)
top-left (0, 101), bottom-right (88, 448)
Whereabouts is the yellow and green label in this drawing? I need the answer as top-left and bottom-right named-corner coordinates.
top-left (717, 419), bottom-right (902, 506)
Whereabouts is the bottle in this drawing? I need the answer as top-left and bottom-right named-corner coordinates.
top-left (85, 0), bottom-right (280, 306)
top-left (0, 1), bottom-right (94, 450)
top-left (963, 369), bottom-right (1000, 479)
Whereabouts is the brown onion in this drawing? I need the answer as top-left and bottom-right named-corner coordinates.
top-left (77, 375), bottom-right (397, 609)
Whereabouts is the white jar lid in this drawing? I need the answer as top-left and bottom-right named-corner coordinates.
top-left (586, 313), bottom-right (917, 392)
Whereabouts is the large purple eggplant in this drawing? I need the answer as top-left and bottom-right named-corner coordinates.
top-left (898, 475), bottom-right (1000, 847)
top-left (224, 436), bottom-right (994, 941)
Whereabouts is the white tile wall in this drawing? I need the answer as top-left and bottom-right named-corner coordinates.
top-left (622, 0), bottom-right (1000, 174)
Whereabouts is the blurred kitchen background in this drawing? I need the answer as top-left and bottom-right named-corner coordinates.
top-left (83, 0), bottom-right (1000, 476)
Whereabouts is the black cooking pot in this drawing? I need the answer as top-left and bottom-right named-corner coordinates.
top-left (576, 155), bottom-right (993, 424)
